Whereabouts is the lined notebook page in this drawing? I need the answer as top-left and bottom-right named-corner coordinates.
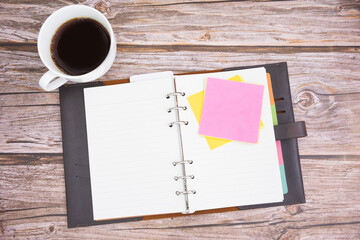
top-left (84, 78), bottom-right (186, 220)
top-left (175, 68), bottom-right (284, 212)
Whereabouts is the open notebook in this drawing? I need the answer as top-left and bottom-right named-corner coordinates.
top-left (83, 67), bottom-right (284, 220)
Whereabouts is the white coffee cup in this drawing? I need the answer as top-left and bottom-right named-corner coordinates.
top-left (37, 5), bottom-right (116, 91)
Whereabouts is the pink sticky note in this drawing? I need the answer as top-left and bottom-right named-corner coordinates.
top-left (276, 141), bottom-right (284, 165)
top-left (199, 77), bottom-right (264, 144)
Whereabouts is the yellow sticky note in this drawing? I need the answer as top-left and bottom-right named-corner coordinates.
top-left (187, 91), bottom-right (231, 149)
top-left (228, 75), bottom-right (244, 82)
top-left (186, 90), bottom-right (204, 125)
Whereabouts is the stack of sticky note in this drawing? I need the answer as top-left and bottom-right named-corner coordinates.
top-left (187, 75), bottom-right (264, 149)
top-left (199, 77), bottom-right (264, 144)
top-left (186, 74), bottom-right (288, 194)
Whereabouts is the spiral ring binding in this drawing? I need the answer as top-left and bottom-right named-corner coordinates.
top-left (169, 121), bottom-right (188, 127)
top-left (174, 175), bottom-right (194, 181)
top-left (176, 190), bottom-right (196, 195)
top-left (168, 106), bottom-right (187, 113)
top-left (172, 160), bottom-right (193, 166)
top-left (167, 90), bottom-right (195, 210)
top-left (166, 92), bottom-right (185, 99)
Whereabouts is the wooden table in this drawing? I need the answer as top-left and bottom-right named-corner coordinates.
top-left (1, 0), bottom-right (360, 239)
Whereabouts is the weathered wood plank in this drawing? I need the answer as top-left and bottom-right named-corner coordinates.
top-left (0, 105), bottom-right (62, 153)
top-left (1, 46), bottom-right (360, 93)
top-left (0, 92), bottom-right (59, 107)
top-left (1, 86), bottom-right (360, 155)
top-left (1, 157), bottom-right (359, 239)
top-left (0, 153), bottom-right (63, 165)
top-left (0, 0), bottom-right (359, 46)
top-left (1, 49), bottom-right (360, 154)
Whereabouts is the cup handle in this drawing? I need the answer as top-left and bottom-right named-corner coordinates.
top-left (39, 71), bottom-right (68, 91)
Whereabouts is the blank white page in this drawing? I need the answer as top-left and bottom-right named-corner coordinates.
top-left (175, 68), bottom-right (284, 212)
top-left (84, 77), bottom-right (186, 220)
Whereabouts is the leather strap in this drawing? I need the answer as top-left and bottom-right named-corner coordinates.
top-left (274, 121), bottom-right (307, 140)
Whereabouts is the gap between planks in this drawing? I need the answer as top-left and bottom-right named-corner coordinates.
top-left (0, 153), bottom-right (359, 165)
top-left (0, 42), bottom-right (359, 53)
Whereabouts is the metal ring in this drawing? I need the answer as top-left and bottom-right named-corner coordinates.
top-left (166, 92), bottom-right (185, 99)
top-left (175, 190), bottom-right (196, 195)
top-left (169, 121), bottom-right (189, 127)
top-left (172, 160), bottom-right (193, 166)
top-left (168, 106), bottom-right (187, 113)
top-left (174, 175), bottom-right (195, 181)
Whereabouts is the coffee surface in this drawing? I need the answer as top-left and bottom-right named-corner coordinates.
top-left (51, 18), bottom-right (110, 76)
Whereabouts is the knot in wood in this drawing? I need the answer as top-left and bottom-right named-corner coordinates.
top-left (298, 91), bottom-right (316, 108)
top-left (201, 32), bottom-right (211, 41)
top-left (286, 205), bottom-right (303, 215)
top-left (94, 1), bottom-right (111, 15)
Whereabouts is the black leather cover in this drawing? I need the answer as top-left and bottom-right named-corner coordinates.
top-left (59, 62), bottom-right (305, 228)
top-left (274, 121), bottom-right (307, 140)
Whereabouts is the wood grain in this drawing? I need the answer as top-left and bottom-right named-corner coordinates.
top-left (1, 0), bottom-right (360, 239)
top-left (1, 157), bottom-right (359, 239)
top-left (1, 45), bottom-right (360, 93)
top-left (1, 48), bottom-right (360, 154)
top-left (1, 89), bottom-right (360, 155)
top-left (0, 0), bottom-right (360, 46)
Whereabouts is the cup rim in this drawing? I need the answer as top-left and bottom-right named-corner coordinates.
top-left (37, 5), bottom-right (115, 81)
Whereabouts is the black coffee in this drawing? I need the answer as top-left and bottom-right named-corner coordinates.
top-left (51, 18), bottom-right (110, 76)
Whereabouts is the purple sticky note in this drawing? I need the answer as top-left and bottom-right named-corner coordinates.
top-left (199, 77), bottom-right (264, 144)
